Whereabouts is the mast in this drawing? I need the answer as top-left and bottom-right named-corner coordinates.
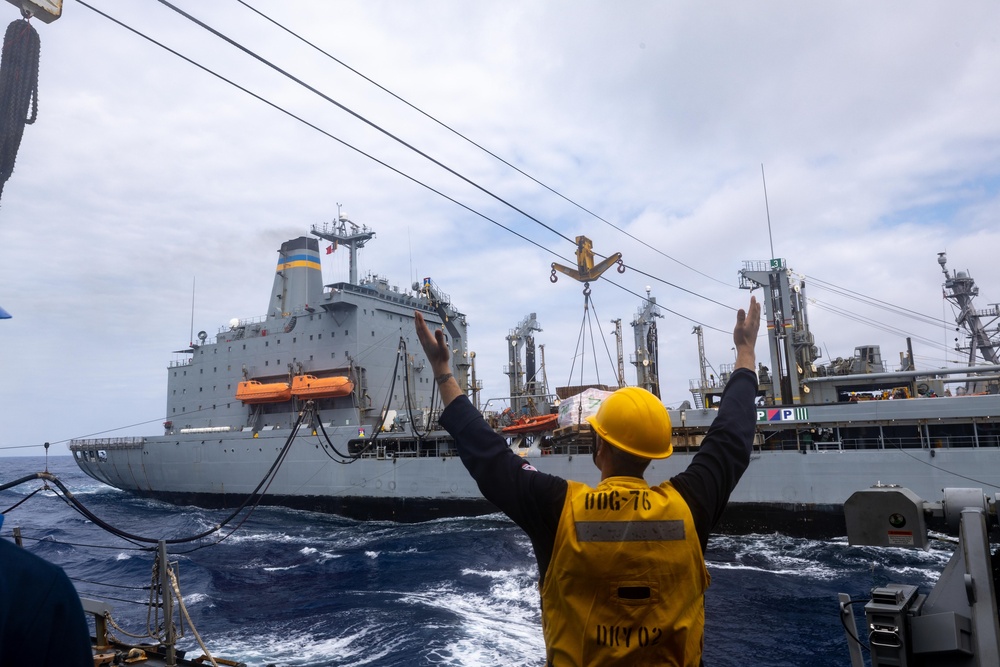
top-left (939, 252), bottom-right (1000, 392)
top-left (311, 207), bottom-right (375, 286)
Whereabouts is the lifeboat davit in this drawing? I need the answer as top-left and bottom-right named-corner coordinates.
top-left (236, 380), bottom-right (292, 404)
top-left (291, 374), bottom-right (354, 399)
top-left (501, 413), bottom-right (559, 434)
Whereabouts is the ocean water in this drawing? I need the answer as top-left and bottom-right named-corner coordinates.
top-left (0, 455), bottom-right (953, 667)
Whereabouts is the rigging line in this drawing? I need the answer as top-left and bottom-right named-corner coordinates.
top-left (75, 0), bottom-right (570, 266)
top-left (400, 339), bottom-right (429, 439)
top-left (75, 592), bottom-right (156, 608)
top-left (180, 439), bottom-right (301, 553)
top-left (887, 443), bottom-right (1000, 491)
top-left (79, 2), bottom-right (737, 332)
top-left (369, 345), bottom-right (403, 440)
top-left (11, 410), bottom-right (307, 546)
top-left (810, 284), bottom-right (949, 329)
top-left (10, 533), bottom-right (149, 551)
top-left (173, 415), bottom-right (308, 554)
top-left (5, 410), bottom-right (191, 451)
top-left (235, 0), bottom-right (732, 289)
top-left (155, 0), bottom-right (576, 248)
top-left (69, 576), bottom-right (152, 591)
top-left (623, 262), bottom-right (737, 311)
top-left (583, 297), bottom-right (595, 387)
top-left (587, 299), bottom-right (600, 384)
top-left (808, 300), bottom-right (946, 350)
top-left (50, 489), bottom-right (150, 551)
top-left (808, 299), bottom-right (938, 342)
top-left (586, 295), bottom-right (618, 384)
top-left (1, 485), bottom-right (43, 513)
top-left (566, 297), bottom-right (590, 388)
top-left (810, 290), bottom-right (952, 337)
top-left (839, 598), bottom-right (872, 655)
top-left (582, 296), bottom-right (596, 386)
top-left (315, 417), bottom-right (355, 462)
top-left (599, 275), bottom-right (732, 335)
top-left (804, 274), bottom-right (951, 327)
top-left (343, 343), bottom-right (405, 459)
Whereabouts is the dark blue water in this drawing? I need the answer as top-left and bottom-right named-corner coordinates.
top-left (1, 456), bottom-right (951, 666)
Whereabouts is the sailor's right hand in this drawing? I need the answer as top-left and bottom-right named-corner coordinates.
top-left (414, 311), bottom-right (451, 373)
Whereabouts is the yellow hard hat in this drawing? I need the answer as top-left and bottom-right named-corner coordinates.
top-left (586, 387), bottom-right (672, 459)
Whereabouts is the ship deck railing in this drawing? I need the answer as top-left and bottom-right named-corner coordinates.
top-left (540, 443), bottom-right (593, 456)
top-left (351, 434), bottom-right (458, 460)
top-left (756, 434), bottom-right (998, 452)
top-left (69, 437), bottom-right (146, 451)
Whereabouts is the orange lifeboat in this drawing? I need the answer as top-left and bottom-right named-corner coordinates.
top-left (236, 380), bottom-right (292, 404)
top-left (501, 413), bottom-right (559, 434)
top-left (291, 375), bottom-right (354, 399)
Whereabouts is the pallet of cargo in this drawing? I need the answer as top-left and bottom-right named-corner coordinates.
top-left (553, 423), bottom-right (593, 439)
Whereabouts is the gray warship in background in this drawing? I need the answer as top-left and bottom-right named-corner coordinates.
top-left (71, 218), bottom-right (1000, 534)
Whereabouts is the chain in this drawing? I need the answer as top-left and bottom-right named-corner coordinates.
top-left (0, 18), bottom-right (40, 201)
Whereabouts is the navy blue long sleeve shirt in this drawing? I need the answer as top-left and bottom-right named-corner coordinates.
top-left (439, 368), bottom-right (758, 581)
top-left (0, 538), bottom-right (93, 666)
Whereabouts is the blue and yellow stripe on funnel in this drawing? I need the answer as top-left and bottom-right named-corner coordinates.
top-left (276, 252), bottom-right (321, 272)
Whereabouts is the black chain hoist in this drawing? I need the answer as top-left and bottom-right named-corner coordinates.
top-left (0, 16), bottom-right (40, 204)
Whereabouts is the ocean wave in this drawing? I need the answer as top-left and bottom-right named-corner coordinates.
top-left (182, 591), bottom-right (212, 607)
top-left (200, 621), bottom-right (407, 667)
top-left (707, 532), bottom-right (952, 582)
top-left (398, 573), bottom-right (543, 667)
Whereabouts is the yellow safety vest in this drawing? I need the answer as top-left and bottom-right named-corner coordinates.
top-left (540, 477), bottom-right (709, 666)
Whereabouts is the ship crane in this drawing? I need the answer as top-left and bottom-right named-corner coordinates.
top-left (412, 275), bottom-right (471, 389)
top-left (691, 325), bottom-right (709, 409)
top-left (506, 313), bottom-right (543, 414)
top-left (631, 287), bottom-right (662, 397)
top-left (610, 319), bottom-right (625, 388)
top-left (739, 258), bottom-right (820, 406)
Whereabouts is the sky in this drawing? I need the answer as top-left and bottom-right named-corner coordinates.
top-left (2, 0), bottom-right (1000, 456)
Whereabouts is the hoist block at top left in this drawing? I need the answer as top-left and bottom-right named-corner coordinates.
top-left (5, 0), bottom-right (61, 23)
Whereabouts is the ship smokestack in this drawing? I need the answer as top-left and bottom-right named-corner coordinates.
top-left (269, 237), bottom-right (323, 320)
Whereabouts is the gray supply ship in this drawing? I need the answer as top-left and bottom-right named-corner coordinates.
top-left (71, 219), bottom-right (1000, 534)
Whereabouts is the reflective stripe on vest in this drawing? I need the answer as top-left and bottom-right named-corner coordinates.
top-left (540, 477), bottom-right (709, 666)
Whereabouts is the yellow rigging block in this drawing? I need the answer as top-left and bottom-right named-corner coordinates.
top-left (550, 236), bottom-right (624, 293)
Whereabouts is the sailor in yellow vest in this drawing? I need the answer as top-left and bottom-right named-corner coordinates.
top-left (415, 296), bottom-right (760, 666)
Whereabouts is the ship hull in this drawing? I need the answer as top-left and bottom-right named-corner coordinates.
top-left (71, 428), bottom-right (1000, 537)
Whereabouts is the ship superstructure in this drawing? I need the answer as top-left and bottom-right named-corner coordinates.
top-left (71, 216), bottom-right (489, 520)
top-left (164, 218), bottom-right (469, 443)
